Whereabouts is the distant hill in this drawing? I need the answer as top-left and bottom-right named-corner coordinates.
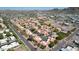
top-left (0, 7), bottom-right (79, 15)
top-left (47, 7), bottom-right (79, 14)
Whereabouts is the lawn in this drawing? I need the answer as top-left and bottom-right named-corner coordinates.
top-left (40, 35), bottom-right (48, 41)
top-left (56, 32), bottom-right (69, 40)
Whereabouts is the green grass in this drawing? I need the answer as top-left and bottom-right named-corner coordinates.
top-left (20, 42), bottom-right (31, 51)
top-left (40, 35), bottom-right (48, 41)
top-left (56, 31), bottom-right (71, 40)
top-left (12, 30), bottom-right (31, 51)
top-left (56, 32), bottom-right (68, 40)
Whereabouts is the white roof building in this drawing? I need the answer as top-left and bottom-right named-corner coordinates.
top-left (66, 46), bottom-right (72, 51)
top-left (10, 36), bottom-right (16, 41)
top-left (72, 47), bottom-right (78, 51)
top-left (75, 36), bottom-right (79, 44)
top-left (0, 31), bottom-right (4, 33)
top-left (7, 45), bottom-right (13, 49)
top-left (1, 45), bottom-right (8, 51)
top-left (0, 36), bottom-right (16, 45)
top-left (5, 29), bottom-right (10, 32)
top-left (0, 42), bottom-right (19, 51)
top-left (0, 36), bottom-right (19, 51)
top-left (0, 38), bottom-right (7, 44)
top-left (0, 48), bottom-right (3, 51)
top-left (3, 33), bottom-right (6, 38)
top-left (61, 46), bottom-right (78, 51)
top-left (10, 32), bottom-right (13, 35)
top-left (10, 42), bottom-right (19, 47)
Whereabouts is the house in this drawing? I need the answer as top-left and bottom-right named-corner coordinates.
top-left (72, 47), bottom-right (78, 51)
top-left (0, 23), bottom-right (6, 33)
top-left (0, 42), bottom-right (19, 51)
top-left (5, 29), bottom-right (10, 32)
top-left (0, 36), bottom-right (16, 45)
top-left (1, 45), bottom-right (8, 51)
top-left (51, 32), bottom-right (58, 38)
top-left (64, 23), bottom-right (70, 26)
top-left (0, 38), bottom-right (8, 45)
top-left (74, 38), bottom-right (79, 44)
top-left (3, 33), bottom-right (6, 38)
top-left (0, 48), bottom-right (3, 51)
top-left (10, 42), bottom-right (19, 48)
top-left (9, 36), bottom-right (16, 42)
top-left (40, 41), bottom-right (48, 46)
top-left (60, 46), bottom-right (78, 51)
top-left (33, 34), bottom-right (42, 43)
top-left (25, 29), bottom-right (33, 35)
top-left (60, 46), bottom-right (72, 51)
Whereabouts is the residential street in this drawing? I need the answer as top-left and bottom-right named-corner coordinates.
top-left (52, 28), bottom-right (79, 51)
top-left (8, 22), bottom-right (37, 51)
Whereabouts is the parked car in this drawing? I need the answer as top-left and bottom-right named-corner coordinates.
top-left (76, 33), bottom-right (79, 36)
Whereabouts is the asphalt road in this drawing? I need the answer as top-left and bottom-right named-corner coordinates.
top-left (8, 23), bottom-right (37, 51)
top-left (52, 28), bottom-right (79, 51)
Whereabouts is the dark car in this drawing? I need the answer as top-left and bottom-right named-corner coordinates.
top-left (76, 33), bottom-right (79, 36)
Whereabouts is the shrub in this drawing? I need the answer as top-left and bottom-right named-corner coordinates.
top-left (6, 32), bottom-right (11, 37)
top-left (39, 44), bottom-right (46, 49)
top-left (48, 41), bottom-right (54, 48)
top-left (0, 33), bottom-right (4, 39)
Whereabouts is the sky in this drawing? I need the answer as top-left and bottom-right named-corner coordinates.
top-left (0, 7), bottom-right (66, 10)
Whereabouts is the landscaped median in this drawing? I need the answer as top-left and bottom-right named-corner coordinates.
top-left (4, 20), bottom-right (31, 51)
top-left (9, 25), bottom-right (31, 51)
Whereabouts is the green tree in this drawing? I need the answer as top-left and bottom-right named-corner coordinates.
top-left (0, 33), bottom-right (4, 39)
top-left (48, 41), bottom-right (54, 48)
top-left (18, 40), bottom-right (23, 44)
top-left (6, 32), bottom-right (11, 37)
top-left (53, 28), bottom-right (59, 32)
top-left (39, 44), bottom-right (46, 49)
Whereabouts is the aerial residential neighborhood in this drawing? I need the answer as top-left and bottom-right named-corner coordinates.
top-left (0, 7), bottom-right (79, 51)
top-left (0, 18), bottom-right (19, 51)
top-left (0, 17), bottom-right (29, 51)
